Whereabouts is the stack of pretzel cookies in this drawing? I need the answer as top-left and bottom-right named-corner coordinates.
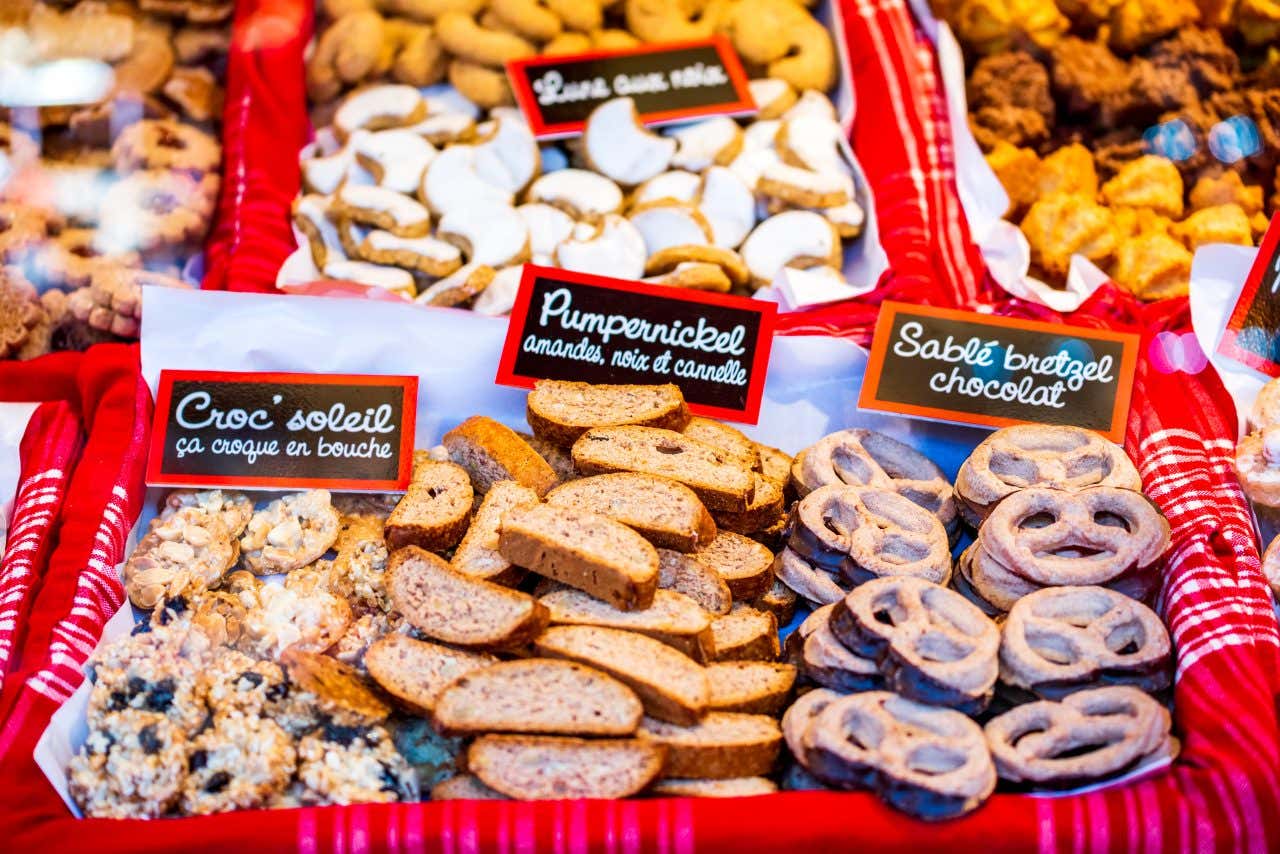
top-left (1233, 375), bottom-right (1280, 602)
top-left (780, 423), bottom-right (1176, 819)
top-left (286, 0), bottom-right (867, 311)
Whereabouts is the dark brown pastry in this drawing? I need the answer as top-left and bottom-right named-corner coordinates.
top-left (1147, 28), bottom-right (1238, 97)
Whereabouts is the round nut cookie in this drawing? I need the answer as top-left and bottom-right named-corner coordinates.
top-left (69, 710), bottom-right (188, 819)
top-left (295, 723), bottom-right (418, 806)
top-left (239, 489), bottom-right (341, 574)
top-left (183, 712), bottom-right (297, 814)
top-left (123, 505), bottom-right (238, 610)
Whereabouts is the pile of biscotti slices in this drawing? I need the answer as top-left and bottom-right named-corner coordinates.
top-left (364, 380), bottom-right (802, 799)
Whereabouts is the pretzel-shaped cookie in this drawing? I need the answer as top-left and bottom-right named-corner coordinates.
top-left (787, 485), bottom-right (951, 587)
top-left (801, 603), bottom-right (882, 693)
top-left (999, 586), bottom-right (1171, 698)
top-left (983, 686), bottom-right (1173, 786)
top-left (830, 577), bottom-right (999, 714)
top-left (979, 486), bottom-right (1169, 587)
top-left (956, 425), bottom-right (1141, 524)
top-left (804, 691), bottom-right (996, 819)
top-left (796, 429), bottom-right (958, 535)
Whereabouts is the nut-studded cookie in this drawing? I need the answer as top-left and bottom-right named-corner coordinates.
top-left (999, 586), bottom-right (1172, 699)
top-left (984, 686), bottom-right (1175, 788)
top-left (182, 711), bottom-right (297, 815)
top-left (239, 489), bottom-right (341, 575)
top-left (830, 577), bottom-right (999, 715)
top-left (955, 425), bottom-right (1141, 525)
top-left (157, 489), bottom-right (254, 538)
top-left (803, 691), bottom-right (996, 820)
top-left (69, 710), bottom-right (189, 819)
top-left (123, 506), bottom-right (238, 609)
top-left (787, 484), bottom-right (952, 587)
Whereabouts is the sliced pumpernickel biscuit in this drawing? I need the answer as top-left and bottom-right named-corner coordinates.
top-left (451, 480), bottom-right (541, 585)
top-left (639, 713), bottom-right (782, 779)
top-left (658, 549), bottom-right (733, 616)
top-left (431, 775), bottom-right (509, 800)
top-left (518, 430), bottom-right (578, 482)
top-left (388, 545), bottom-right (548, 649)
top-left (705, 662), bottom-right (797, 715)
top-left (712, 474), bottom-right (784, 535)
top-left (433, 658), bottom-right (642, 736)
top-left (364, 634), bottom-right (498, 714)
top-left (695, 532), bottom-right (775, 600)
top-left (681, 417), bottom-right (760, 471)
top-left (500, 504), bottom-right (660, 610)
top-left (752, 576), bottom-right (798, 625)
top-left (527, 380), bottom-right (691, 447)
top-left (755, 444), bottom-right (792, 486)
top-left (443, 415), bottom-right (559, 497)
top-left (709, 604), bottom-right (780, 662)
top-left (385, 456), bottom-right (474, 551)
top-left (571, 426), bottom-right (754, 512)
top-left (540, 587), bottom-right (715, 662)
top-left (651, 777), bottom-right (778, 798)
top-left (533, 625), bottom-right (710, 725)
top-left (468, 735), bottom-right (665, 800)
top-left (545, 473), bottom-right (716, 552)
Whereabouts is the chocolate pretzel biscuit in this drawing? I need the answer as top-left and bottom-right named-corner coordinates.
top-left (999, 586), bottom-right (1171, 699)
top-left (831, 577), bottom-right (999, 714)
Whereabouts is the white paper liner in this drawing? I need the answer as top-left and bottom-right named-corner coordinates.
top-left (0, 401), bottom-right (39, 551)
top-left (39, 287), bottom-right (1173, 812)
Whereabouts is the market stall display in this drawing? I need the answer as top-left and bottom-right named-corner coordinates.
top-left (0, 1), bottom-right (230, 358)
top-left (931, 0), bottom-right (1278, 301)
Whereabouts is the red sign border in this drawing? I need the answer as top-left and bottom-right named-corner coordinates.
top-left (1216, 214), bottom-right (1280, 376)
top-left (496, 264), bottom-right (777, 425)
top-left (146, 370), bottom-right (418, 492)
top-left (858, 302), bottom-right (1140, 443)
top-left (506, 35), bottom-right (756, 139)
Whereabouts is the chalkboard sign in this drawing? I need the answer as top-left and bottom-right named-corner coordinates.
top-left (859, 303), bottom-right (1139, 441)
top-left (1217, 215), bottom-right (1280, 375)
top-left (147, 371), bottom-right (417, 491)
top-left (496, 265), bottom-right (776, 423)
top-left (506, 37), bottom-right (755, 138)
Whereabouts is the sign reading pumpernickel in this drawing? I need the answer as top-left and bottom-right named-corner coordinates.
top-left (147, 371), bottom-right (417, 491)
top-left (860, 303), bottom-right (1139, 442)
top-left (506, 36), bottom-right (755, 138)
top-left (1218, 214), bottom-right (1280, 375)
top-left (496, 265), bottom-right (776, 424)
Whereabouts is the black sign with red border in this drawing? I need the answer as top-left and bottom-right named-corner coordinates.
top-left (1217, 214), bottom-right (1280, 375)
top-left (496, 265), bottom-right (776, 424)
top-left (860, 303), bottom-right (1139, 442)
top-left (147, 371), bottom-right (417, 491)
top-left (506, 36), bottom-right (755, 139)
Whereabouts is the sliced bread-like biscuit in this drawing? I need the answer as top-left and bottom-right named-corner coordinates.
top-left (705, 662), bottom-right (797, 715)
top-left (651, 777), bottom-right (778, 798)
top-left (431, 774), bottom-right (509, 800)
top-left (681, 417), bottom-right (760, 471)
top-left (533, 625), bottom-right (710, 725)
top-left (712, 474), bottom-right (784, 535)
top-left (385, 457), bottom-right (474, 551)
top-left (451, 480), bottom-right (541, 584)
top-left (695, 532), bottom-right (775, 600)
top-left (752, 575), bottom-right (798, 626)
top-left (468, 735), bottom-right (665, 800)
top-left (388, 545), bottom-right (549, 649)
top-left (658, 549), bottom-right (733, 616)
top-left (709, 604), bottom-right (780, 662)
top-left (433, 658), bottom-right (642, 736)
top-left (443, 415), bottom-right (558, 497)
top-left (280, 648), bottom-right (391, 724)
top-left (518, 430), bottom-right (578, 482)
top-left (571, 426), bottom-right (754, 512)
top-left (364, 634), bottom-right (498, 714)
top-left (545, 473), bottom-right (716, 552)
top-left (638, 713), bottom-right (782, 779)
top-left (500, 504), bottom-right (659, 610)
top-left (755, 444), bottom-right (792, 486)
top-left (540, 587), bottom-right (714, 663)
top-left (527, 380), bottom-right (690, 447)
